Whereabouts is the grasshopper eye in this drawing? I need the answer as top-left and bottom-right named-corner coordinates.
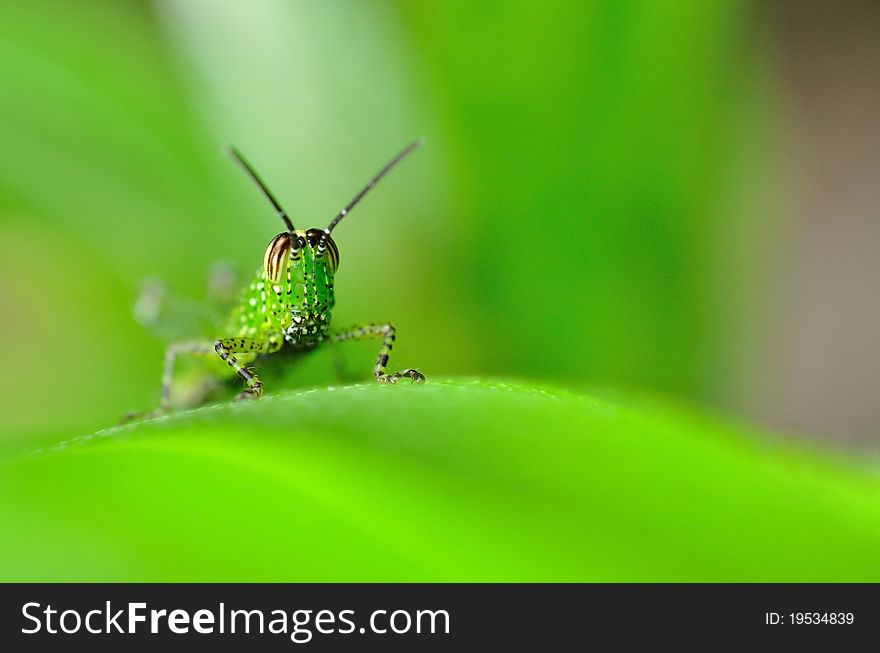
top-left (263, 232), bottom-right (294, 283)
top-left (306, 228), bottom-right (339, 271)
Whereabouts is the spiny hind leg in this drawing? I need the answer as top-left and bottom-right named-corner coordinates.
top-left (331, 323), bottom-right (425, 384)
top-left (215, 337), bottom-right (277, 400)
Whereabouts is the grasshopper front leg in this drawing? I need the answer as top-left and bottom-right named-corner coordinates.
top-left (213, 337), bottom-right (279, 400)
top-left (158, 336), bottom-right (274, 412)
top-left (331, 323), bottom-right (425, 384)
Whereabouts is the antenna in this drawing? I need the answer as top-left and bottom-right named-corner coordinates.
top-left (314, 138), bottom-right (424, 261)
top-left (324, 138), bottom-right (424, 235)
top-left (227, 146), bottom-right (296, 233)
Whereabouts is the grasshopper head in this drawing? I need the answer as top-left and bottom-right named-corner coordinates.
top-left (230, 139), bottom-right (422, 321)
top-left (261, 229), bottom-right (339, 318)
top-left (262, 230), bottom-right (339, 283)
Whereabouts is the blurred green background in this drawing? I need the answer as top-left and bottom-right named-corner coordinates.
top-left (0, 0), bottom-right (776, 440)
top-left (1, 0), bottom-right (879, 582)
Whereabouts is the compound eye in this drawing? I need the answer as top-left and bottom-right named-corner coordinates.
top-left (305, 228), bottom-right (339, 271)
top-left (263, 232), bottom-right (293, 282)
top-left (324, 235), bottom-right (339, 271)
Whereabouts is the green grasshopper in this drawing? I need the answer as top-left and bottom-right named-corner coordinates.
top-left (136, 139), bottom-right (425, 417)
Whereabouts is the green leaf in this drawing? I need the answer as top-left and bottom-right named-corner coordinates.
top-left (1, 379), bottom-right (876, 581)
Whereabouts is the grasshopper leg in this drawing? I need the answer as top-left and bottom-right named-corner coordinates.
top-left (122, 339), bottom-right (215, 422)
top-left (126, 335), bottom-right (276, 421)
top-left (214, 336), bottom-right (278, 400)
top-left (331, 323), bottom-right (425, 384)
top-left (161, 340), bottom-right (218, 411)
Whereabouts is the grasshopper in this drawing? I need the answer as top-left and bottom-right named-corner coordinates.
top-left (136, 139), bottom-right (426, 417)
